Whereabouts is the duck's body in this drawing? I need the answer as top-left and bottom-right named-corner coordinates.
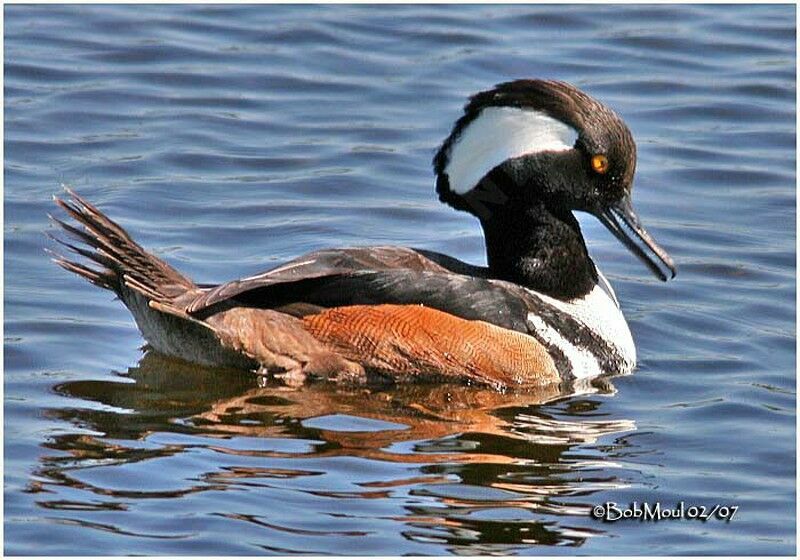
top-left (50, 80), bottom-right (675, 389)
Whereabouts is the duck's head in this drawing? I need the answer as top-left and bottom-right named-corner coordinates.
top-left (433, 79), bottom-right (676, 282)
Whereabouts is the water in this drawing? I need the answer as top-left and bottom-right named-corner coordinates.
top-left (4, 4), bottom-right (795, 555)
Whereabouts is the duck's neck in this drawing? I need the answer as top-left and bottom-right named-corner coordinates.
top-left (480, 200), bottom-right (598, 300)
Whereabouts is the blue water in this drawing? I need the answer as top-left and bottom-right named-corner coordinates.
top-left (4, 4), bottom-right (795, 555)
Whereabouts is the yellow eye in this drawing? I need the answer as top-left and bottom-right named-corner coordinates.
top-left (591, 154), bottom-right (609, 174)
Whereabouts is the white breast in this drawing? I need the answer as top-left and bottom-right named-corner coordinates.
top-left (527, 273), bottom-right (636, 379)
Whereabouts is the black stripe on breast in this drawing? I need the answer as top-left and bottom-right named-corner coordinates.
top-left (527, 329), bottom-right (573, 381)
top-left (521, 291), bottom-right (627, 375)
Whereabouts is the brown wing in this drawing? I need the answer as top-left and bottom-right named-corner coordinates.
top-left (189, 267), bottom-right (534, 334)
top-left (185, 246), bottom-right (486, 315)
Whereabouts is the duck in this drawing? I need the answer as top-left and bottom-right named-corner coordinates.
top-left (49, 79), bottom-right (676, 389)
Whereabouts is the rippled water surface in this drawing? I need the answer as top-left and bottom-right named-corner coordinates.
top-left (4, 4), bottom-right (796, 555)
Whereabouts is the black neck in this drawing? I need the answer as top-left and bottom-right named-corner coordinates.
top-left (480, 200), bottom-right (598, 300)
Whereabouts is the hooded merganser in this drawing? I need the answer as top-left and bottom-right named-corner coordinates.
top-left (49, 79), bottom-right (676, 389)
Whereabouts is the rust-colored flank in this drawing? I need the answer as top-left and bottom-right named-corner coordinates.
top-left (303, 304), bottom-right (558, 386)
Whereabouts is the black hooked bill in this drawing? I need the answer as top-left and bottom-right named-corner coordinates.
top-left (596, 196), bottom-right (677, 281)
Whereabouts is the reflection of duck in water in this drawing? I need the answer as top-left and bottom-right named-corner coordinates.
top-left (38, 353), bottom-right (636, 550)
top-left (49, 80), bottom-right (675, 388)
top-left (48, 352), bottom-right (634, 463)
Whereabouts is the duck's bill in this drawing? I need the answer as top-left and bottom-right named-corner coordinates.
top-left (597, 196), bottom-right (677, 281)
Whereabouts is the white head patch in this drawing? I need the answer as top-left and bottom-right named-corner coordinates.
top-left (444, 106), bottom-right (578, 194)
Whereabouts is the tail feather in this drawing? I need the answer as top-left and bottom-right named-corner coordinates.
top-left (46, 227), bottom-right (120, 271)
top-left (49, 188), bottom-right (196, 304)
top-left (45, 247), bottom-right (114, 290)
